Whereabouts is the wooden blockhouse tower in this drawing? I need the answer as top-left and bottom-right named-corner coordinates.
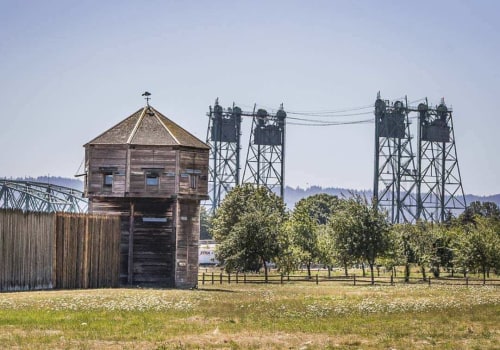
top-left (84, 105), bottom-right (209, 288)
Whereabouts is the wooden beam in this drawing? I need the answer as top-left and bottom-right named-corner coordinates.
top-left (127, 202), bottom-right (135, 285)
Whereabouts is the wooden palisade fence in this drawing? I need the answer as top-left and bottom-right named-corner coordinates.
top-left (0, 209), bottom-right (120, 292)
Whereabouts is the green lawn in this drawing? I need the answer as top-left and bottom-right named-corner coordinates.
top-left (0, 284), bottom-right (498, 349)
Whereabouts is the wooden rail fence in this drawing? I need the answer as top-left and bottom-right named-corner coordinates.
top-left (0, 209), bottom-right (120, 292)
top-left (199, 272), bottom-right (500, 287)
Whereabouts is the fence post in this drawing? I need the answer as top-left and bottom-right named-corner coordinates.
top-left (244, 273), bottom-right (246, 284)
top-left (466, 277), bottom-right (469, 287)
top-left (202, 272), bottom-right (205, 285)
top-left (220, 272), bottom-right (223, 284)
top-left (316, 274), bottom-right (319, 285)
top-left (211, 272), bottom-right (214, 285)
top-left (280, 274), bottom-right (283, 285)
top-left (228, 273), bottom-right (231, 284)
top-left (428, 277), bottom-right (431, 286)
top-left (236, 272), bottom-right (239, 284)
top-left (390, 275), bottom-right (393, 286)
top-left (353, 274), bottom-right (356, 286)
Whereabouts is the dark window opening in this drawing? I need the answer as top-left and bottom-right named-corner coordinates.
top-left (103, 172), bottom-right (113, 188)
top-left (142, 217), bottom-right (167, 223)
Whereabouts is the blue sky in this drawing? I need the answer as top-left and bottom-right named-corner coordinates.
top-left (1, 1), bottom-right (499, 195)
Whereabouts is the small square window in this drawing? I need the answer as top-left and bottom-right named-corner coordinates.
top-left (103, 173), bottom-right (113, 187)
top-left (146, 173), bottom-right (159, 186)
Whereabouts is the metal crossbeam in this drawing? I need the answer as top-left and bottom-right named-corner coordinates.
top-left (374, 95), bottom-right (418, 223)
top-left (0, 180), bottom-right (88, 213)
top-left (243, 106), bottom-right (286, 199)
top-left (206, 99), bottom-right (242, 212)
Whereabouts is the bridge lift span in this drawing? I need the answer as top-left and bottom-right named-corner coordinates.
top-left (0, 180), bottom-right (88, 213)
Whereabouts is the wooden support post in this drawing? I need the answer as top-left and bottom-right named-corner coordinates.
top-left (236, 272), bottom-right (239, 284)
top-left (127, 202), bottom-right (135, 285)
top-left (211, 272), bottom-right (214, 285)
top-left (466, 277), bottom-right (469, 287)
top-left (316, 274), bottom-right (319, 285)
top-left (390, 275), bottom-right (394, 286)
top-left (202, 272), bottom-right (205, 285)
top-left (244, 273), bottom-right (246, 284)
top-left (353, 274), bottom-right (356, 286)
top-left (228, 273), bottom-right (231, 284)
top-left (220, 272), bottom-right (222, 284)
top-left (428, 277), bottom-right (431, 286)
top-left (280, 274), bottom-right (283, 285)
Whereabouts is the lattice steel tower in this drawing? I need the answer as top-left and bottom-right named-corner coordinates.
top-left (416, 99), bottom-right (466, 222)
top-left (373, 93), bottom-right (418, 223)
top-left (206, 99), bottom-right (242, 212)
top-left (243, 105), bottom-right (286, 198)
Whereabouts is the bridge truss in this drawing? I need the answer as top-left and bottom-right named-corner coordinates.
top-left (0, 180), bottom-right (88, 213)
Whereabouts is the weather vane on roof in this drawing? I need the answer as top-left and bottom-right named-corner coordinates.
top-left (142, 91), bottom-right (151, 106)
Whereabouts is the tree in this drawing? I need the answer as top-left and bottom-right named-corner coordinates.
top-left (430, 225), bottom-right (455, 277)
top-left (406, 222), bottom-right (436, 281)
top-left (288, 194), bottom-right (339, 278)
top-left (316, 225), bottom-right (337, 276)
top-left (295, 193), bottom-right (339, 225)
top-left (210, 184), bottom-right (287, 282)
top-left (388, 223), bottom-right (416, 281)
top-left (199, 205), bottom-right (212, 240)
top-left (459, 201), bottom-right (500, 224)
top-left (453, 216), bottom-right (500, 283)
top-left (329, 196), bottom-right (391, 284)
top-left (287, 205), bottom-right (318, 278)
top-left (274, 220), bottom-right (302, 275)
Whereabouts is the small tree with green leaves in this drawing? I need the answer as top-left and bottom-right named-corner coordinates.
top-left (210, 184), bottom-right (287, 282)
top-left (316, 225), bottom-right (337, 277)
top-left (387, 223), bottom-right (416, 281)
top-left (406, 222), bottom-right (436, 281)
top-left (330, 196), bottom-right (391, 284)
top-left (288, 194), bottom-right (339, 278)
top-left (453, 216), bottom-right (500, 282)
top-left (274, 220), bottom-right (303, 275)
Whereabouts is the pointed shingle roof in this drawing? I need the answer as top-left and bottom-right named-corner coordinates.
top-left (85, 106), bottom-right (209, 149)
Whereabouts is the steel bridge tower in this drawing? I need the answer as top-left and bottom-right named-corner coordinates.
top-left (373, 93), bottom-right (418, 223)
top-left (206, 99), bottom-right (242, 212)
top-left (416, 99), bottom-right (466, 222)
top-left (243, 105), bottom-right (286, 199)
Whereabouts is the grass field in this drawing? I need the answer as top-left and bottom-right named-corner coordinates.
top-left (0, 283), bottom-right (498, 349)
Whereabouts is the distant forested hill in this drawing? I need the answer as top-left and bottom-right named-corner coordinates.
top-left (463, 194), bottom-right (500, 208)
top-left (8, 176), bottom-right (499, 211)
top-left (12, 176), bottom-right (84, 191)
top-left (283, 186), bottom-right (500, 211)
top-left (283, 185), bottom-right (372, 209)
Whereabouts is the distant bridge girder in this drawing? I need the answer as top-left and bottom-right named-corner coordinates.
top-left (0, 180), bottom-right (88, 213)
